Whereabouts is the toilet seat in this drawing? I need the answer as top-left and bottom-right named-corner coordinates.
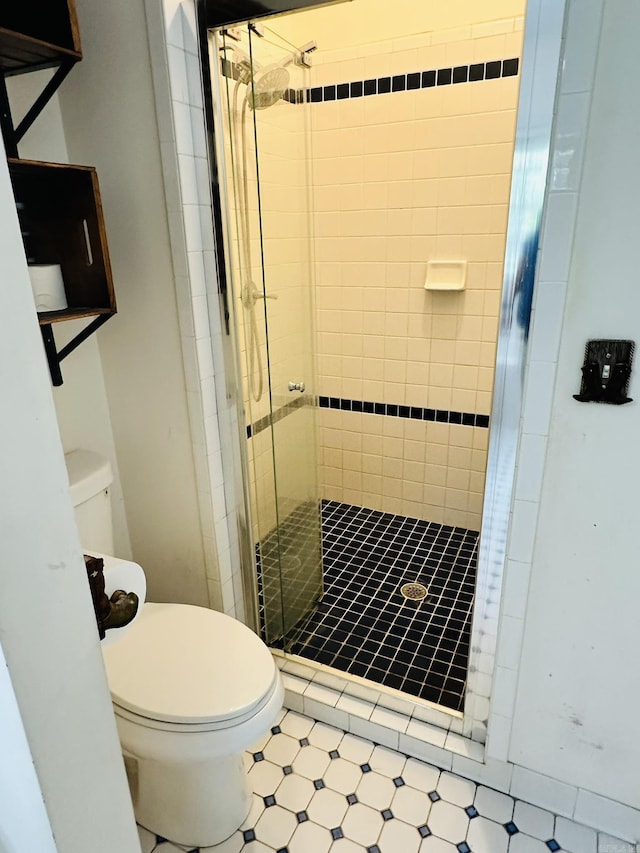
top-left (102, 602), bottom-right (277, 727)
top-left (111, 675), bottom-right (282, 733)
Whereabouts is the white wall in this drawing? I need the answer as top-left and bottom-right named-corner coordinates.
top-left (0, 642), bottom-right (56, 853)
top-left (58, 0), bottom-right (211, 606)
top-left (509, 0), bottom-right (640, 819)
top-left (0, 149), bottom-right (139, 851)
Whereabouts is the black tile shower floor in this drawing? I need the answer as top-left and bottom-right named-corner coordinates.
top-left (286, 500), bottom-right (478, 713)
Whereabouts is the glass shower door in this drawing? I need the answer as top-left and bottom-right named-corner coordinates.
top-left (215, 23), bottom-right (322, 644)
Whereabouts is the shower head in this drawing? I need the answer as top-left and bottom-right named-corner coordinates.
top-left (248, 65), bottom-right (290, 110)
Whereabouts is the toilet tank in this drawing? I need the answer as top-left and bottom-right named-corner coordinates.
top-left (64, 449), bottom-right (114, 554)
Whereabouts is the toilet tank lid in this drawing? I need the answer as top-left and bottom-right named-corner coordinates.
top-left (64, 449), bottom-right (113, 507)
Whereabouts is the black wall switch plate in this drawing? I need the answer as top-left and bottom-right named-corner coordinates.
top-left (573, 339), bottom-right (634, 404)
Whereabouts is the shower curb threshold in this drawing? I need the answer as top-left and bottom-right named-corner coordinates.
top-left (272, 650), bottom-right (497, 782)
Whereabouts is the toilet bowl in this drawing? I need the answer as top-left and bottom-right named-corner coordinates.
top-left (103, 603), bottom-right (283, 847)
top-left (65, 450), bottom-right (283, 847)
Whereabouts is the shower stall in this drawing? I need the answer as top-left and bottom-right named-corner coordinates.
top-left (207, 1), bottom-right (528, 717)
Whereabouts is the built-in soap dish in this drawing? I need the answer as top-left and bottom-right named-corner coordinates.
top-left (424, 260), bottom-right (467, 291)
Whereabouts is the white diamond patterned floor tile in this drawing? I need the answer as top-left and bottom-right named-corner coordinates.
top-left (337, 733), bottom-right (375, 765)
top-left (264, 734), bottom-right (301, 767)
top-left (341, 802), bottom-right (383, 846)
top-left (307, 787), bottom-right (349, 829)
top-left (138, 710), bottom-right (631, 853)
top-left (309, 721), bottom-right (345, 752)
top-left (513, 802), bottom-right (555, 841)
top-left (391, 784), bottom-right (431, 825)
top-left (474, 786), bottom-right (514, 824)
top-left (554, 816), bottom-right (597, 853)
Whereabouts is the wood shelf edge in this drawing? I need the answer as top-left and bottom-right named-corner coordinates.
top-left (0, 27), bottom-right (82, 67)
top-left (38, 307), bottom-right (116, 326)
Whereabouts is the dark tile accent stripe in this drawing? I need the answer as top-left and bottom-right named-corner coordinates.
top-left (248, 395), bottom-right (489, 437)
top-left (303, 57), bottom-right (519, 104)
top-left (502, 57), bottom-right (520, 77)
top-left (363, 78), bottom-right (376, 96)
top-left (453, 65), bottom-right (469, 84)
top-left (318, 396), bottom-right (490, 428)
top-left (422, 69), bottom-right (436, 88)
top-left (222, 57), bottom-right (520, 106)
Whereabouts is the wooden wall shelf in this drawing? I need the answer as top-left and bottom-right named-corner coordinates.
top-left (9, 158), bottom-right (116, 316)
top-left (37, 306), bottom-right (115, 325)
top-left (0, 1), bottom-right (81, 74)
top-left (0, 27), bottom-right (81, 76)
top-left (8, 158), bottom-right (117, 385)
top-left (1, 3), bottom-right (118, 386)
top-left (0, 1), bottom-right (82, 157)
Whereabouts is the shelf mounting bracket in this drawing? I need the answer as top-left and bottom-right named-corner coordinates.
top-left (0, 74), bottom-right (18, 158)
top-left (1, 57), bottom-right (78, 155)
top-left (40, 314), bottom-right (112, 387)
top-left (14, 59), bottom-right (76, 143)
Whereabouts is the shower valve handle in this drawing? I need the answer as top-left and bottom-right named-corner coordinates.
top-left (241, 282), bottom-right (279, 307)
top-left (288, 381), bottom-right (305, 393)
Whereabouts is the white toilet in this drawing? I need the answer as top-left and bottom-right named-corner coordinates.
top-left (65, 449), bottom-right (283, 848)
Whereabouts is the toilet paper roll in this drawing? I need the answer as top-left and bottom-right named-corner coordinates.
top-left (86, 552), bottom-right (147, 647)
top-left (28, 264), bottom-right (67, 312)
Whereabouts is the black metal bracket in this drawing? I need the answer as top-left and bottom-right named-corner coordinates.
top-left (1, 58), bottom-right (76, 155)
top-left (41, 315), bottom-right (112, 386)
top-left (14, 59), bottom-right (76, 142)
top-left (0, 73), bottom-right (18, 158)
top-left (40, 324), bottom-right (63, 385)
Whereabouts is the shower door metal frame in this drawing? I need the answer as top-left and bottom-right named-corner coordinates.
top-left (463, 0), bottom-right (567, 739)
top-left (196, 0), bottom-right (568, 741)
top-left (203, 0), bottom-right (347, 29)
top-left (199, 18), bottom-right (262, 634)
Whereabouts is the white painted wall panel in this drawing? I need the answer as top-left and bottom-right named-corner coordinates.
top-left (510, 0), bottom-right (640, 811)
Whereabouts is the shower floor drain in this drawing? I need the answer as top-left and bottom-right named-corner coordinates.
top-left (400, 582), bottom-right (428, 601)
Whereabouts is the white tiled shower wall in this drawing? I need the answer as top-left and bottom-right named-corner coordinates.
top-left (149, 0), bottom-right (640, 841)
top-left (311, 18), bottom-right (524, 529)
top-left (146, 0), bottom-right (244, 618)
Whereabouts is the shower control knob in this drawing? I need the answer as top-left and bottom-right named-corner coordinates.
top-left (288, 381), bottom-right (305, 393)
